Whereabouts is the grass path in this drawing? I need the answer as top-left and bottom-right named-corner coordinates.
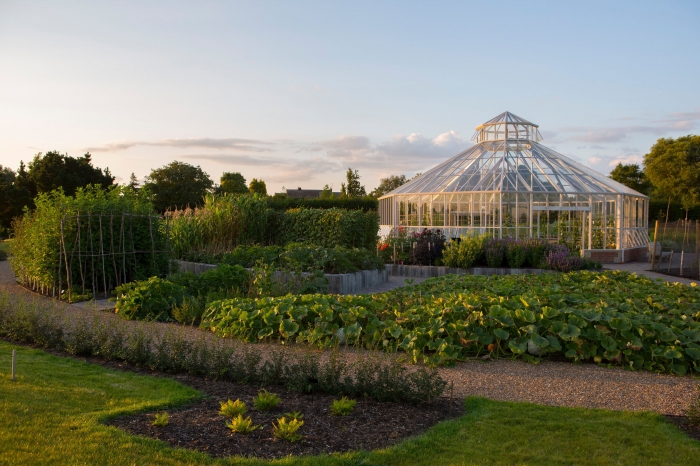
top-left (1, 340), bottom-right (700, 465)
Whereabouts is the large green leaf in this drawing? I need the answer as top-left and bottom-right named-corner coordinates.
top-left (493, 328), bottom-right (509, 340)
top-left (279, 319), bottom-right (299, 338)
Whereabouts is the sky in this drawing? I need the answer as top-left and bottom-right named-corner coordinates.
top-left (1, 0), bottom-right (699, 194)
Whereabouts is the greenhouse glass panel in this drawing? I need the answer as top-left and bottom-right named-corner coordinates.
top-left (379, 112), bottom-right (649, 262)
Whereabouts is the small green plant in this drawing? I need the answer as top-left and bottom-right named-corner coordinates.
top-left (219, 399), bottom-right (247, 418)
top-left (253, 390), bottom-right (281, 410)
top-left (331, 396), bottom-right (356, 416)
top-left (151, 412), bottom-right (169, 427)
top-left (225, 414), bottom-right (262, 434)
top-left (273, 416), bottom-right (304, 442)
top-left (284, 411), bottom-right (304, 421)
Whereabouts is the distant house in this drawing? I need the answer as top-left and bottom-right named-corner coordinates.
top-left (285, 187), bottom-right (340, 199)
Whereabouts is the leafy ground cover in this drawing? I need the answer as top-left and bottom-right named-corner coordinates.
top-left (2, 340), bottom-right (700, 465)
top-left (203, 270), bottom-right (700, 371)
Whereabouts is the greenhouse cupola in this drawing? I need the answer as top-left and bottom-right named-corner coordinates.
top-left (378, 112), bottom-right (650, 263)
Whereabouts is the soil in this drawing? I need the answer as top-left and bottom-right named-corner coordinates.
top-left (665, 415), bottom-right (700, 443)
top-left (102, 363), bottom-right (464, 459)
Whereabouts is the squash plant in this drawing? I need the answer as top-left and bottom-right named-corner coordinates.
top-left (202, 271), bottom-right (700, 374)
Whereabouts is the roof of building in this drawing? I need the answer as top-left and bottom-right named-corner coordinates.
top-left (381, 112), bottom-right (646, 198)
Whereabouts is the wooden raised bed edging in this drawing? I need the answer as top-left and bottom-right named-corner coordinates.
top-left (384, 264), bottom-right (551, 278)
top-left (174, 260), bottom-right (389, 295)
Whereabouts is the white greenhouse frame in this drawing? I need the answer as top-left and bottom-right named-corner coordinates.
top-left (378, 112), bottom-right (649, 256)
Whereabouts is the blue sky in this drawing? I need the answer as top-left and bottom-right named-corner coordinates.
top-left (1, 0), bottom-right (699, 193)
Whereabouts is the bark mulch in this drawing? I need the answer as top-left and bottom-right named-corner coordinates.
top-left (105, 370), bottom-right (464, 459)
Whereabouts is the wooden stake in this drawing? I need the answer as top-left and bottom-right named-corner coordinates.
top-left (11, 349), bottom-right (16, 382)
top-left (651, 220), bottom-right (659, 271)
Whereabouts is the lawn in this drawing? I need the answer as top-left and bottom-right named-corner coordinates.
top-left (1, 340), bottom-right (699, 465)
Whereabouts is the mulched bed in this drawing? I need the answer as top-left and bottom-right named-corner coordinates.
top-left (665, 416), bottom-right (700, 443)
top-left (105, 370), bottom-right (464, 459)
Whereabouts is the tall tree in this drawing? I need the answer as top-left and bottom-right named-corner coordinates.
top-left (145, 161), bottom-right (213, 211)
top-left (609, 163), bottom-right (652, 195)
top-left (644, 135), bottom-right (700, 219)
top-left (0, 165), bottom-right (32, 232)
top-left (16, 151), bottom-right (114, 198)
top-left (319, 184), bottom-right (334, 199)
top-left (217, 172), bottom-right (248, 194)
top-left (248, 178), bottom-right (267, 195)
top-left (340, 168), bottom-right (366, 198)
top-left (370, 174), bottom-right (408, 198)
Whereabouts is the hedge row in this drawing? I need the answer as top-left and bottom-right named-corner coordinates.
top-left (169, 195), bottom-right (379, 258)
top-left (267, 197), bottom-right (378, 212)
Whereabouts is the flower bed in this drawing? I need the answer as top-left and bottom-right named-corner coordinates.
top-left (203, 270), bottom-right (700, 373)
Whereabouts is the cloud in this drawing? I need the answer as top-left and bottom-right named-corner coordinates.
top-left (608, 154), bottom-right (643, 167)
top-left (182, 154), bottom-right (285, 166)
top-left (556, 109), bottom-right (700, 143)
top-left (376, 130), bottom-right (470, 159)
top-left (86, 138), bottom-right (274, 152)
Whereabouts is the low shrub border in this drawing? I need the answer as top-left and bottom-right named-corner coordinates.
top-left (0, 291), bottom-right (447, 404)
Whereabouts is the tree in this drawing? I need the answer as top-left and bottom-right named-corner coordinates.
top-left (144, 161), bottom-right (213, 212)
top-left (16, 151), bottom-right (114, 198)
top-left (644, 135), bottom-right (700, 219)
top-left (0, 165), bottom-right (32, 232)
top-left (217, 172), bottom-right (248, 195)
top-left (609, 163), bottom-right (652, 195)
top-left (340, 168), bottom-right (366, 198)
top-left (127, 172), bottom-right (140, 191)
top-left (319, 184), bottom-right (334, 199)
top-left (370, 174), bottom-right (408, 198)
top-left (248, 178), bottom-right (267, 195)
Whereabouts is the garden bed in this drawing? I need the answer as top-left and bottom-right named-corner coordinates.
top-left (104, 368), bottom-right (463, 459)
top-left (175, 260), bottom-right (389, 295)
top-left (385, 263), bottom-right (551, 278)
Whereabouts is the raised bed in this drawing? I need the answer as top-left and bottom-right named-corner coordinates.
top-left (385, 264), bottom-right (551, 278)
top-left (175, 260), bottom-right (388, 295)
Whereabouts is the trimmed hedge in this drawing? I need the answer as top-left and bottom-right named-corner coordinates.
top-left (267, 197), bottom-right (378, 212)
top-left (280, 208), bottom-right (379, 250)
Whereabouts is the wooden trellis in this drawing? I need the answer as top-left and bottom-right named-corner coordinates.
top-left (57, 212), bottom-right (171, 301)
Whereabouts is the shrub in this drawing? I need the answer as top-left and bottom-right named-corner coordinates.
top-left (442, 234), bottom-right (487, 269)
top-left (330, 397), bottom-right (356, 416)
top-left (409, 229), bottom-right (445, 266)
top-left (272, 417), bottom-right (304, 442)
top-left (505, 239), bottom-right (527, 268)
top-left (522, 239), bottom-right (549, 268)
top-left (483, 239), bottom-right (505, 267)
top-left (280, 208), bottom-right (379, 250)
top-left (114, 277), bottom-right (187, 321)
top-left (253, 390), bottom-right (281, 410)
top-left (226, 415), bottom-right (261, 434)
top-left (151, 412), bottom-right (169, 427)
top-left (219, 399), bottom-right (247, 418)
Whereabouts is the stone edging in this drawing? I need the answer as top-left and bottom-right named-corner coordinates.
top-left (174, 260), bottom-right (389, 295)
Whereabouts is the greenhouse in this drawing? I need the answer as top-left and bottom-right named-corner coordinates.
top-left (378, 112), bottom-right (649, 263)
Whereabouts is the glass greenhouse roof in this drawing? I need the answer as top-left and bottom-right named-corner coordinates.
top-left (382, 112), bottom-right (647, 198)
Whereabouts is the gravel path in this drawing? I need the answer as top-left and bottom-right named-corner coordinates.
top-left (1, 260), bottom-right (697, 416)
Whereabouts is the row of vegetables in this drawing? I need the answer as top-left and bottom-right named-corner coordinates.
top-left (202, 271), bottom-right (700, 374)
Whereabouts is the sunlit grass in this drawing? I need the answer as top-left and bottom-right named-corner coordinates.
top-left (1, 340), bottom-right (698, 465)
